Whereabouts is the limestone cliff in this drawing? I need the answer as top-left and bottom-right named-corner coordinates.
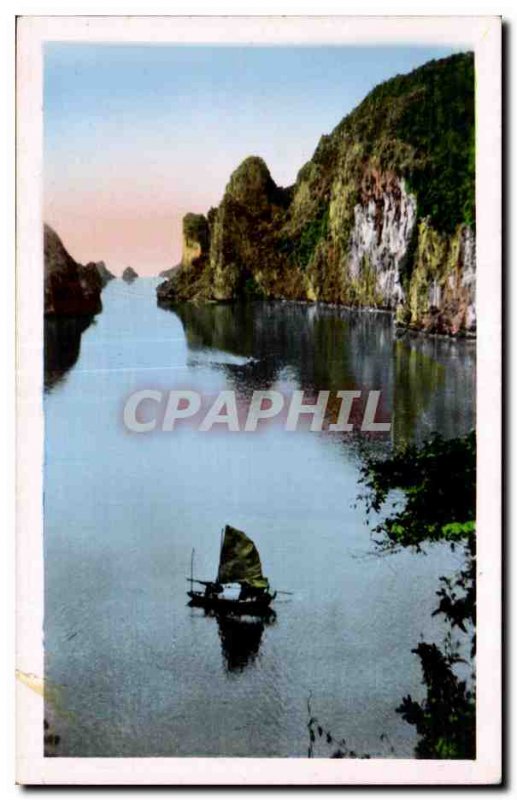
top-left (157, 52), bottom-right (475, 335)
top-left (44, 224), bottom-right (103, 316)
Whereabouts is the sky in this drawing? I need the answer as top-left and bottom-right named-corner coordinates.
top-left (44, 44), bottom-right (457, 276)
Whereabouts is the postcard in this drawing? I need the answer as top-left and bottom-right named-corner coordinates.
top-left (16, 15), bottom-right (502, 785)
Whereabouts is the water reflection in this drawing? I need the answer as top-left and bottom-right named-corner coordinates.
top-left (173, 301), bottom-right (383, 393)
top-left (191, 608), bottom-right (276, 672)
top-left (168, 302), bottom-right (475, 443)
top-left (218, 611), bottom-right (276, 672)
top-left (392, 334), bottom-right (476, 442)
top-left (44, 315), bottom-right (95, 391)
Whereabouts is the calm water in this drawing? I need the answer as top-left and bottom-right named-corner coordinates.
top-left (44, 278), bottom-right (476, 757)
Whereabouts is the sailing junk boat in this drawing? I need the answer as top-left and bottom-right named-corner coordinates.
top-left (187, 525), bottom-right (276, 613)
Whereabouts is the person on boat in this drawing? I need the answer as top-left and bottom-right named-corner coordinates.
top-left (203, 581), bottom-right (222, 597)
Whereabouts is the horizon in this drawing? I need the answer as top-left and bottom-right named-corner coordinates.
top-left (44, 44), bottom-right (458, 276)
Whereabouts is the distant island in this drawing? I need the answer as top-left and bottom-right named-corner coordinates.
top-left (122, 266), bottom-right (139, 283)
top-left (157, 53), bottom-right (475, 336)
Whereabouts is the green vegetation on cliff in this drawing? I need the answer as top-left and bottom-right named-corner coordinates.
top-left (296, 206), bottom-right (330, 269)
top-left (342, 52), bottom-right (475, 232)
top-left (183, 213), bottom-right (210, 250)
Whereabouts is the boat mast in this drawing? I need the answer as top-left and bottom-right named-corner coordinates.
top-left (189, 547), bottom-right (195, 590)
top-left (217, 526), bottom-right (225, 582)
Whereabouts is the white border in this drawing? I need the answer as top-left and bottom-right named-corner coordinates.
top-left (16, 15), bottom-right (502, 786)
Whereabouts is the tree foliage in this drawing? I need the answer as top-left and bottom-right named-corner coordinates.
top-left (397, 641), bottom-right (476, 759)
top-left (360, 430), bottom-right (476, 551)
top-left (360, 431), bottom-right (476, 759)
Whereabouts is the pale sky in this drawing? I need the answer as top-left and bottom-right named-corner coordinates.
top-left (44, 44), bottom-right (456, 275)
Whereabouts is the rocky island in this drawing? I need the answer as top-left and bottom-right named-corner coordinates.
top-left (157, 52), bottom-right (475, 336)
top-left (94, 261), bottom-right (116, 287)
top-left (44, 224), bottom-right (112, 388)
top-left (44, 224), bottom-right (104, 316)
top-left (122, 266), bottom-right (139, 283)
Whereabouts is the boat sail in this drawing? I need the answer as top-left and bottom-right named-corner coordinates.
top-left (217, 525), bottom-right (270, 590)
top-left (187, 524), bottom-right (275, 613)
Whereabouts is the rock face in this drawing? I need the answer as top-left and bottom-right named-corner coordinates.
top-left (122, 266), bottom-right (139, 283)
top-left (44, 224), bottom-right (102, 316)
top-left (182, 213), bottom-right (210, 267)
top-left (347, 170), bottom-right (417, 308)
top-left (159, 265), bottom-right (181, 279)
top-left (157, 52), bottom-right (475, 335)
top-left (93, 261), bottom-right (116, 287)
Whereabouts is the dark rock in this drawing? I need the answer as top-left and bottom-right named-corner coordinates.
top-left (44, 224), bottom-right (102, 316)
top-left (93, 260), bottom-right (116, 286)
top-left (159, 265), bottom-right (181, 279)
top-left (122, 266), bottom-right (138, 283)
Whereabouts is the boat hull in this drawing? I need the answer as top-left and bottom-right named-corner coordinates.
top-left (187, 590), bottom-right (275, 615)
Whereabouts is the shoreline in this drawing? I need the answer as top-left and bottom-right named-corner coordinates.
top-left (156, 293), bottom-right (477, 342)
